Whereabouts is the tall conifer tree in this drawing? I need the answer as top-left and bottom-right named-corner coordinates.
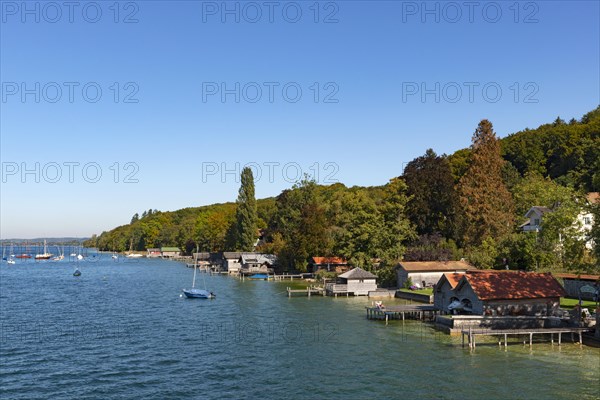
top-left (457, 120), bottom-right (514, 246)
top-left (234, 167), bottom-right (258, 251)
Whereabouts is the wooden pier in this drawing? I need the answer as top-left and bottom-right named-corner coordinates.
top-left (274, 274), bottom-right (304, 281)
top-left (287, 286), bottom-right (324, 297)
top-left (366, 305), bottom-right (440, 325)
top-left (461, 327), bottom-right (594, 349)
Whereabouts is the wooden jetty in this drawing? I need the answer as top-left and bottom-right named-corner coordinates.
top-left (366, 305), bottom-right (440, 325)
top-left (461, 327), bottom-right (594, 349)
top-left (287, 286), bottom-right (324, 297)
top-left (274, 274), bottom-right (304, 281)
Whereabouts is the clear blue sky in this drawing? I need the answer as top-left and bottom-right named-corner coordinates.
top-left (1, 0), bottom-right (598, 238)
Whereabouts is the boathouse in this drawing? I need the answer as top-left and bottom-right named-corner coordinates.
top-left (326, 267), bottom-right (377, 296)
top-left (146, 248), bottom-right (161, 258)
top-left (396, 260), bottom-right (473, 288)
top-left (309, 257), bottom-right (350, 273)
top-left (439, 271), bottom-right (566, 316)
top-left (433, 272), bottom-right (465, 312)
top-left (222, 252), bottom-right (243, 273)
top-left (239, 253), bottom-right (278, 275)
top-left (554, 273), bottom-right (599, 301)
top-left (160, 247), bottom-right (181, 258)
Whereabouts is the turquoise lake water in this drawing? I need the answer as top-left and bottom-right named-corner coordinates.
top-left (1, 255), bottom-right (598, 399)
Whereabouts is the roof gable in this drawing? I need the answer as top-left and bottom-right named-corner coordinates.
top-left (525, 206), bottom-right (553, 219)
top-left (339, 267), bottom-right (377, 280)
top-left (311, 257), bottom-right (348, 265)
top-left (160, 247), bottom-right (180, 252)
top-left (460, 271), bottom-right (566, 301)
top-left (398, 260), bottom-right (473, 272)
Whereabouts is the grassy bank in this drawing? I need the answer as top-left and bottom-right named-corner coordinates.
top-left (560, 298), bottom-right (597, 309)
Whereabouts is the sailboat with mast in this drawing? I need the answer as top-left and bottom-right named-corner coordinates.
top-left (182, 251), bottom-right (215, 299)
top-left (35, 240), bottom-right (53, 260)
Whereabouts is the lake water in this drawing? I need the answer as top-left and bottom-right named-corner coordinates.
top-left (1, 255), bottom-right (599, 399)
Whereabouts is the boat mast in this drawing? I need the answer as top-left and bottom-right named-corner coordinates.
top-left (192, 251), bottom-right (198, 289)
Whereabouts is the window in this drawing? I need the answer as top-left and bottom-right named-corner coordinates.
top-left (533, 218), bottom-right (540, 226)
top-left (584, 217), bottom-right (592, 225)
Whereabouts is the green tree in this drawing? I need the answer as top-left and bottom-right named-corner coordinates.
top-left (272, 178), bottom-right (331, 272)
top-left (457, 120), bottom-right (515, 246)
top-left (130, 213), bottom-right (139, 224)
top-left (512, 172), bottom-right (577, 218)
top-left (234, 167), bottom-right (258, 251)
top-left (403, 149), bottom-right (457, 237)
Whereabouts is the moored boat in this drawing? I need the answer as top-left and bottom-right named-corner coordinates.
top-left (35, 240), bottom-right (53, 260)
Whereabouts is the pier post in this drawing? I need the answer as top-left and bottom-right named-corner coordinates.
top-left (385, 314), bottom-right (389, 326)
top-left (578, 331), bottom-right (582, 345)
top-left (529, 333), bottom-right (533, 347)
top-left (551, 333), bottom-right (554, 345)
top-left (461, 332), bottom-right (465, 348)
top-left (558, 332), bottom-right (562, 346)
top-left (504, 334), bottom-right (507, 348)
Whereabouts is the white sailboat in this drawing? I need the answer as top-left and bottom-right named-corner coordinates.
top-left (35, 240), bottom-right (53, 260)
top-left (52, 245), bottom-right (65, 261)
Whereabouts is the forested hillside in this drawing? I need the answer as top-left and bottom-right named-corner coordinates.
top-left (86, 107), bottom-right (600, 275)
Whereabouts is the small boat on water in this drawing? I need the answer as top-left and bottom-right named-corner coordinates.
top-left (248, 274), bottom-right (270, 280)
top-left (126, 253), bottom-right (143, 258)
top-left (7, 259), bottom-right (16, 265)
top-left (35, 240), bottom-right (53, 260)
top-left (182, 288), bottom-right (215, 299)
top-left (73, 268), bottom-right (81, 277)
top-left (15, 254), bottom-right (31, 259)
top-left (182, 251), bottom-right (215, 299)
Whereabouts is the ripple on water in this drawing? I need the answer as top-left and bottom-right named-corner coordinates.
top-left (1, 259), bottom-right (599, 400)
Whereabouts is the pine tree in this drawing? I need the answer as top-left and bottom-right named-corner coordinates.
top-left (457, 120), bottom-right (515, 246)
top-left (234, 167), bottom-right (258, 251)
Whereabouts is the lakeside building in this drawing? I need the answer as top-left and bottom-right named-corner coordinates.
top-left (554, 273), bottom-right (600, 301)
top-left (325, 267), bottom-right (377, 296)
top-left (309, 257), bottom-right (350, 273)
top-left (239, 253), bottom-right (278, 275)
top-left (434, 270), bottom-right (566, 316)
top-left (146, 248), bottom-right (161, 258)
top-left (521, 192), bottom-right (598, 249)
top-left (160, 247), bottom-right (181, 258)
top-left (396, 260), bottom-right (474, 288)
top-left (222, 252), bottom-right (244, 273)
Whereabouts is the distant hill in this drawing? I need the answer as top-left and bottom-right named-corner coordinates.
top-left (1, 237), bottom-right (88, 245)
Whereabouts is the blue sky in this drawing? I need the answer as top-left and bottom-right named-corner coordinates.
top-left (1, 0), bottom-right (598, 238)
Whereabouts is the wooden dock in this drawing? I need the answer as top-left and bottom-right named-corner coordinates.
top-left (461, 327), bottom-right (594, 349)
top-left (287, 286), bottom-right (324, 297)
top-left (274, 274), bottom-right (304, 281)
top-left (366, 305), bottom-right (440, 324)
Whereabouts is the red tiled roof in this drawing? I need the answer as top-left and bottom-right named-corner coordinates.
top-left (443, 272), bottom-right (465, 289)
top-left (460, 271), bottom-right (566, 301)
top-left (554, 273), bottom-right (600, 282)
top-left (399, 260), bottom-right (474, 272)
top-left (311, 257), bottom-right (348, 265)
top-left (587, 192), bottom-right (600, 204)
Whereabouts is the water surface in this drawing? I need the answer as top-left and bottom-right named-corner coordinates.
top-left (1, 256), bottom-right (598, 399)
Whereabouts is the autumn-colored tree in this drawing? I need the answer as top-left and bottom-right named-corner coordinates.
top-left (457, 120), bottom-right (515, 246)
